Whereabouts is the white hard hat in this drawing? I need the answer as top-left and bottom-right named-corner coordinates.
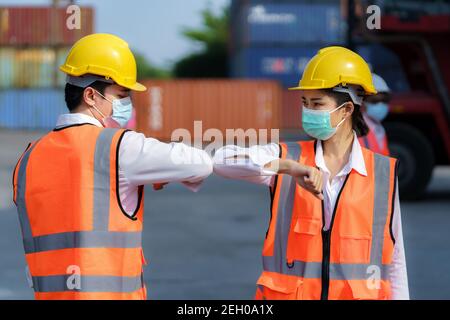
top-left (372, 73), bottom-right (391, 93)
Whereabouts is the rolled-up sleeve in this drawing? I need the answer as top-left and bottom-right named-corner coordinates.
top-left (213, 143), bottom-right (280, 187)
top-left (118, 131), bottom-right (213, 187)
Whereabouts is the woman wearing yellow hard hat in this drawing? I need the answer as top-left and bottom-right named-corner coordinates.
top-left (13, 33), bottom-right (213, 300)
top-left (214, 46), bottom-right (409, 300)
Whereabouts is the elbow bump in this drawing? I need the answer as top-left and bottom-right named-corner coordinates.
top-left (200, 155), bottom-right (214, 177)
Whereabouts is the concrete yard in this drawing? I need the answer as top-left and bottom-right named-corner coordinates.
top-left (0, 129), bottom-right (449, 300)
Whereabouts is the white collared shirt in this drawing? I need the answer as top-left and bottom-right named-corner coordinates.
top-left (213, 135), bottom-right (410, 300)
top-left (55, 113), bottom-right (213, 215)
top-left (315, 132), bottom-right (367, 230)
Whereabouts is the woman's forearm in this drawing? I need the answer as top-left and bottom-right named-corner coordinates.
top-left (265, 158), bottom-right (324, 200)
top-left (264, 158), bottom-right (296, 175)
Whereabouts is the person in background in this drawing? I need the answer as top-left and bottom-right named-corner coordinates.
top-left (213, 47), bottom-right (409, 300)
top-left (358, 73), bottom-right (391, 156)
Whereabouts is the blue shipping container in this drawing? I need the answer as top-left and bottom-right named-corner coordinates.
top-left (232, 45), bottom-right (411, 92)
top-left (232, 46), bottom-right (324, 87)
top-left (232, 1), bottom-right (345, 47)
top-left (0, 89), bottom-right (67, 129)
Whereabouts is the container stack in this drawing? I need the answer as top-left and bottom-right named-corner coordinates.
top-left (0, 6), bottom-right (94, 130)
top-left (229, 0), bottom-right (411, 130)
top-left (229, 0), bottom-right (346, 130)
top-left (230, 0), bottom-right (345, 88)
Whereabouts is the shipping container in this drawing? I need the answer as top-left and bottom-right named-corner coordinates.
top-left (0, 48), bottom-right (14, 88)
top-left (0, 47), bottom-right (71, 89)
top-left (230, 0), bottom-right (345, 49)
top-left (232, 44), bottom-right (411, 91)
top-left (134, 80), bottom-right (282, 143)
top-left (282, 90), bottom-right (302, 130)
top-left (231, 46), bottom-right (322, 87)
top-left (0, 6), bottom-right (94, 46)
top-left (0, 89), bottom-right (66, 129)
top-left (56, 47), bottom-right (71, 87)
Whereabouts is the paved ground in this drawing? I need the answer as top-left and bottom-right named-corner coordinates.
top-left (0, 129), bottom-right (449, 300)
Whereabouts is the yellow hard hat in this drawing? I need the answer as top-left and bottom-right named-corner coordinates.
top-left (289, 46), bottom-right (376, 95)
top-left (60, 33), bottom-right (146, 92)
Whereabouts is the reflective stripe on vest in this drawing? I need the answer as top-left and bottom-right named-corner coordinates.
top-left (16, 140), bottom-right (40, 253)
top-left (32, 275), bottom-right (143, 293)
top-left (260, 140), bottom-right (396, 299)
top-left (15, 127), bottom-right (145, 297)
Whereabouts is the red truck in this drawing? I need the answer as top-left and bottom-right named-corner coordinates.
top-left (355, 1), bottom-right (450, 200)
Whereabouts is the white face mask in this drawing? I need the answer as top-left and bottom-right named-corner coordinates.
top-left (90, 90), bottom-right (133, 128)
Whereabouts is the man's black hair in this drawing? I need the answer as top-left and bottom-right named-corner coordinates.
top-left (64, 81), bottom-right (112, 112)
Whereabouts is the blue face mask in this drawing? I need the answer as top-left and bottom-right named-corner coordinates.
top-left (366, 102), bottom-right (389, 121)
top-left (302, 103), bottom-right (347, 141)
top-left (93, 90), bottom-right (133, 128)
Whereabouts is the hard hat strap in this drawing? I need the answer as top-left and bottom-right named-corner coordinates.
top-left (66, 74), bottom-right (114, 88)
top-left (332, 84), bottom-right (364, 106)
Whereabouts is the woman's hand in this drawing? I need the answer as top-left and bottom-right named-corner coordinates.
top-left (266, 159), bottom-right (324, 200)
top-left (289, 162), bottom-right (324, 200)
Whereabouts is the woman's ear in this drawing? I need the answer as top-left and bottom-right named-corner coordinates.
top-left (83, 87), bottom-right (96, 107)
top-left (343, 101), bottom-right (355, 118)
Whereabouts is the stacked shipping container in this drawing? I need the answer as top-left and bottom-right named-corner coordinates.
top-left (230, 0), bottom-right (345, 131)
top-left (0, 47), bottom-right (70, 88)
top-left (230, 0), bottom-right (411, 130)
top-left (0, 6), bottom-right (93, 129)
top-left (134, 80), bottom-right (282, 142)
top-left (0, 7), bottom-right (94, 45)
top-left (0, 89), bottom-right (66, 129)
top-left (230, 0), bottom-right (345, 88)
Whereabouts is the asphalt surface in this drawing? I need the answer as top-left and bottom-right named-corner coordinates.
top-left (0, 129), bottom-right (449, 300)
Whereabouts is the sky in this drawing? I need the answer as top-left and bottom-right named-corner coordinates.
top-left (0, 0), bottom-right (230, 68)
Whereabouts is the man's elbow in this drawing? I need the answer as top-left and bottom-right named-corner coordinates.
top-left (196, 151), bottom-right (213, 179)
top-left (184, 149), bottom-right (213, 181)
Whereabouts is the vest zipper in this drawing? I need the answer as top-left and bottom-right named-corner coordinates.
top-left (320, 224), bottom-right (331, 300)
top-left (320, 174), bottom-right (351, 300)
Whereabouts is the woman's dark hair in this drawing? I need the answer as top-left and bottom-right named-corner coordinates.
top-left (323, 88), bottom-right (369, 137)
top-left (64, 81), bottom-right (112, 112)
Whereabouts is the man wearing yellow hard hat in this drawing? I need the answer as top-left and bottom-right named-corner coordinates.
top-left (214, 46), bottom-right (409, 300)
top-left (12, 33), bottom-right (213, 300)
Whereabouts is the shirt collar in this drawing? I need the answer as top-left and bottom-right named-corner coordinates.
top-left (315, 131), bottom-right (367, 177)
top-left (55, 113), bottom-right (103, 128)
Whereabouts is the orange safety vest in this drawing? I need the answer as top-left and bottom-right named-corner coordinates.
top-left (359, 127), bottom-right (390, 156)
top-left (12, 124), bottom-right (146, 300)
top-left (255, 140), bottom-right (398, 300)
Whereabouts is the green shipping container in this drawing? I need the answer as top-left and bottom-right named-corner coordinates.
top-left (0, 48), bottom-right (15, 87)
top-left (0, 47), bottom-right (71, 89)
top-left (57, 47), bottom-right (70, 87)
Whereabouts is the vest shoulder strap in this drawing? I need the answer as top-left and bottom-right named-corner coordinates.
top-left (12, 139), bottom-right (41, 206)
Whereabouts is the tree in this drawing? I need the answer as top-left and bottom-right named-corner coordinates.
top-left (173, 5), bottom-right (229, 78)
top-left (134, 52), bottom-right (171, 79)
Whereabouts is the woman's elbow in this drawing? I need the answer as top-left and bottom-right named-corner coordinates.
top-left (186, 150), bottom-right (213, 181)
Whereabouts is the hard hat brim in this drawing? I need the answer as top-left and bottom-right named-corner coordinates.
top-left (288, 84), bottom-right (377, 95)
top-left (288, 85), bottom-right (312, 91)
top-left (126, 82), bottom-right (147, 92)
